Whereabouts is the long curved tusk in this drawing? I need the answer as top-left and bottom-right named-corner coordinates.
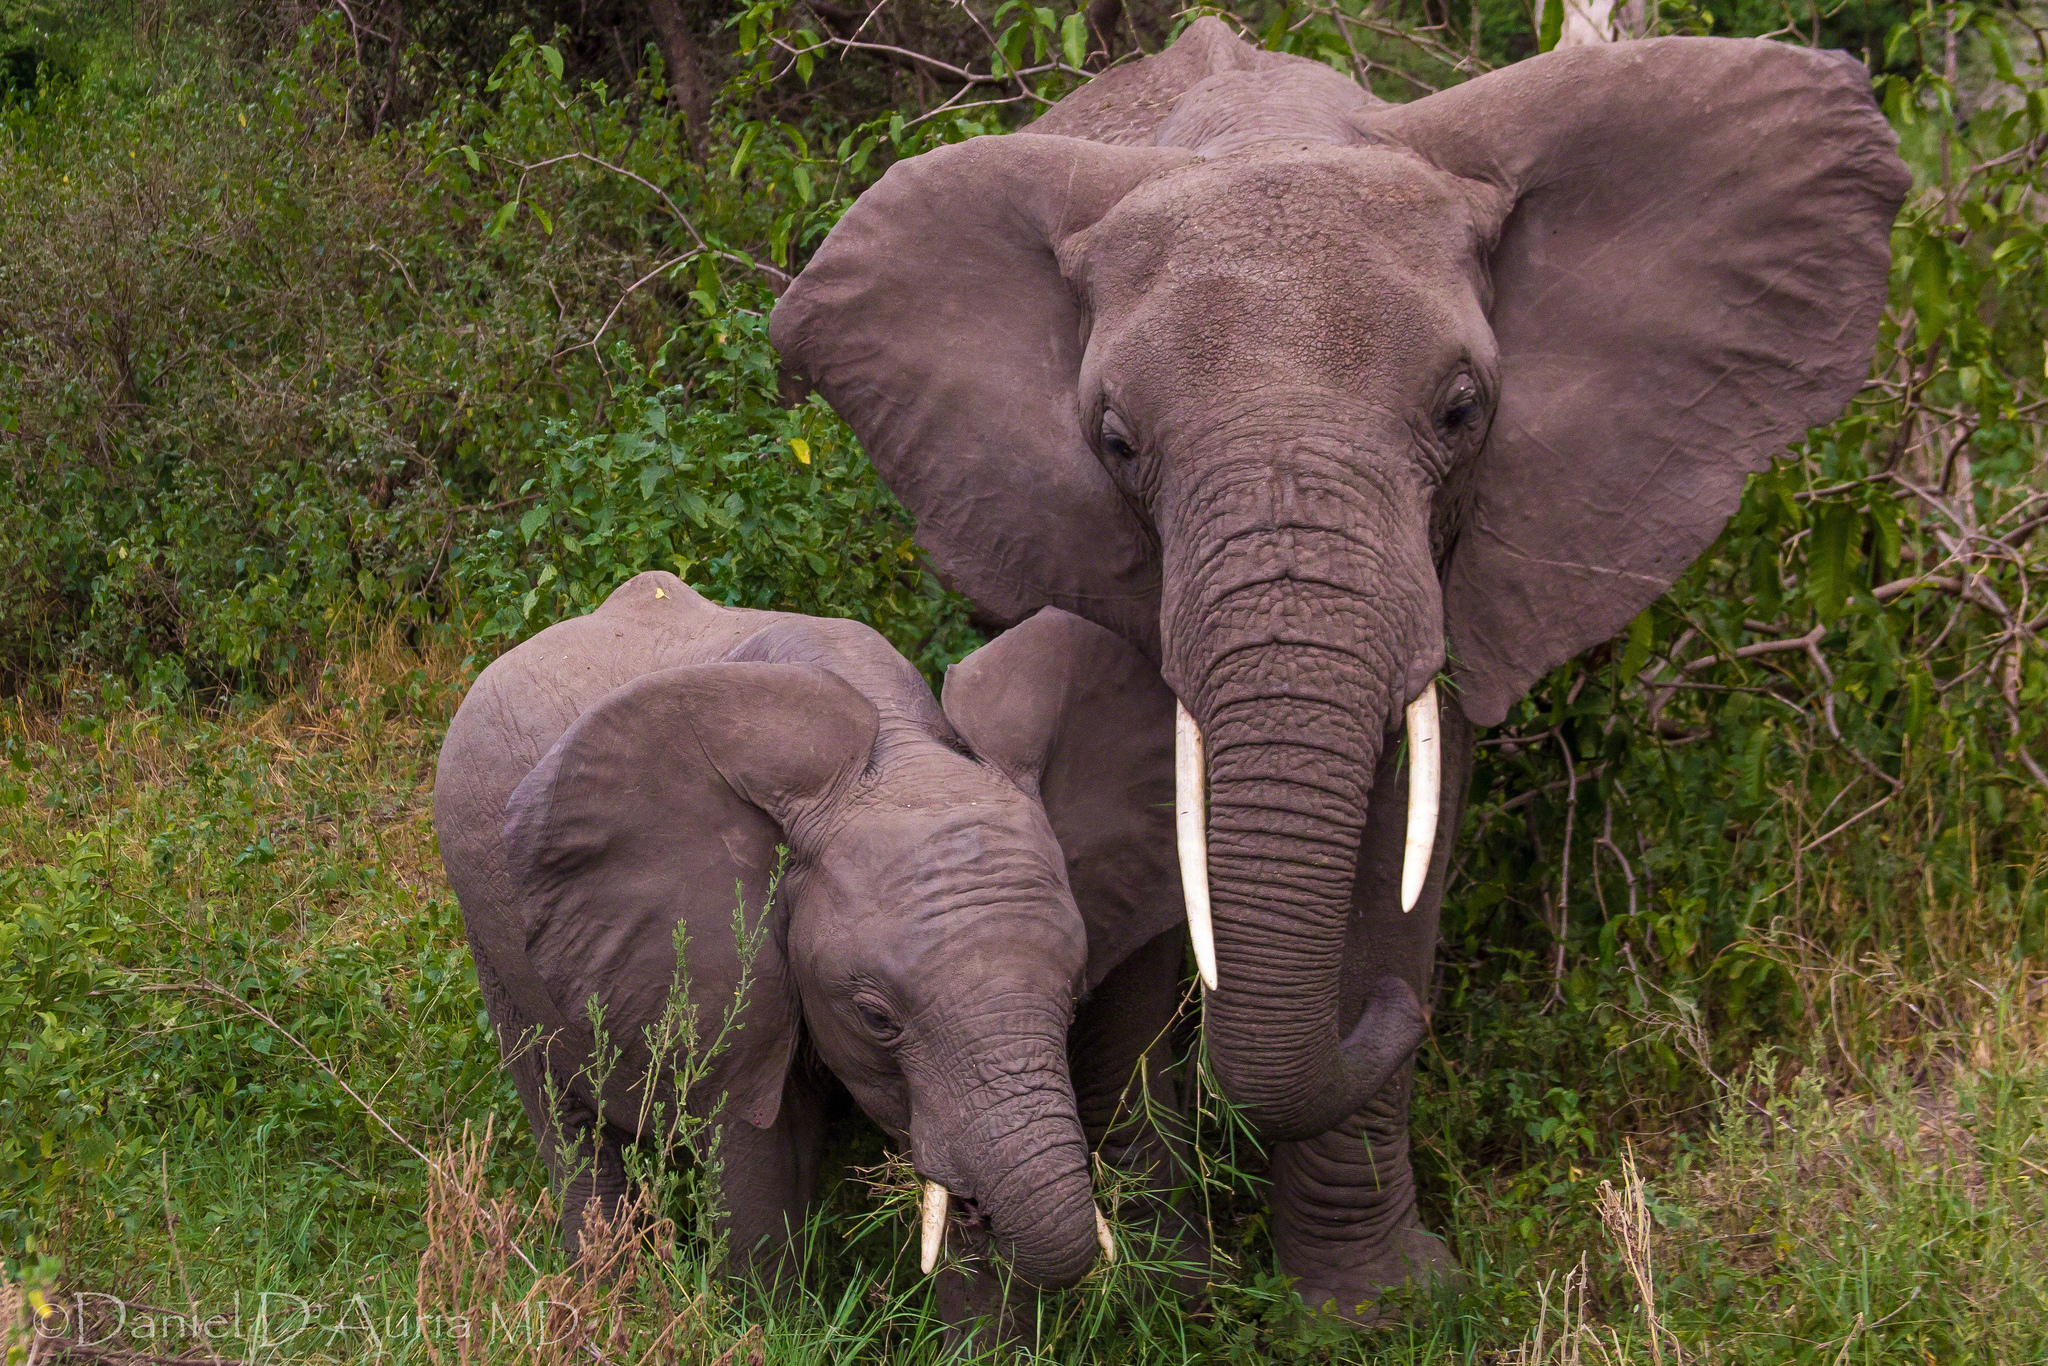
top-left (1095, 1206), bottom-right (1116, 1264)
top-left (919, 1181), bottom-right (949, 1275)
top-left (1175, 700), bottom-right (1219, 992)
top-left (1399, 683), bottom-right (1441, 914)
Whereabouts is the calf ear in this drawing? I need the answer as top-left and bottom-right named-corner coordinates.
top-left (942, 609), bottom-right (1182, 990)
top-left (1368, 38), bottom-right (1907, 724)
top-left (502, 663), bottom-right (878, 1130)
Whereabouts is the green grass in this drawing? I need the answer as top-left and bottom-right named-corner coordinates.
top-left (2, 629), bottom-right (2040, 1365)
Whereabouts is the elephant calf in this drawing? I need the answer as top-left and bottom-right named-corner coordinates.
top-left (433, 571), bottom-right (1194, 1297)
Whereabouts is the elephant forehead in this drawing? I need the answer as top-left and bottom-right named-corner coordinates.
top-left (817, 792), bottom-right (1074, 910)
top-left (1073, 149), bottom-right (1490, 391)
top-left (796, 799), bottom-right (1086, 992)
top-left (1076, 146), bottom-right (1481, 296)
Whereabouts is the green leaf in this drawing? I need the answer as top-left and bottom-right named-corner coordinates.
top-left (1619, 609), bottom-right (1654, 680)
top-left (519, 505), bottom-right (549, 542)
top-left (728, 124), bottom-right (761, 180)
top-left (640, 465), bottom-right (662, 500)
top-left (1912, 237), bottom-right (1952, 345)
top-left (487, 200), bottom-right (519, 238)
top-left (1062, 11), bottom-right (1087, 68)
top-left (792, 164), bottom-right (813, 204)
top-left (1977, 16), bottom-right (2018, 85)
top-left (1906, 668), bottom-right (1931, 734)
top-left (1538, 0), bottom-right (1564, 52)
top-left (1883, 21), bottom-right (1914, 69)
top-left (1738, 724), bottom-right (1769, 807)
top-left (540, 45), bottom-right (564, 81)
top-left (1809, 505), bottom-right (1856, 626)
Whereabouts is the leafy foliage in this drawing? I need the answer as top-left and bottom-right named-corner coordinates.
top-left (0, 19), bottom-right (972, 699)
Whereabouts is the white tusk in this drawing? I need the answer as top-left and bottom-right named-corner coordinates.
top-left (1399, 683), bottom-right (1441, 914)
top-left (1095, 1207), bottom-right (1116, 1264)
top-left (919, 1181), bottom-right (948, 1275)
top-left (1175, 700), bottom-right (1219, 992)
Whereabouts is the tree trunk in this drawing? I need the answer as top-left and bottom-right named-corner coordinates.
top-left (644, 0), bottom-right (714, 131)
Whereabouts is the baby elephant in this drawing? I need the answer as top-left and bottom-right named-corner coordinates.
top-left (433, 572), bottom-right (1187, 1293)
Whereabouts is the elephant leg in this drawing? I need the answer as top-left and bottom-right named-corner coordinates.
top-left (707, 1067), bottom-right (826, 1287)
top-left (470, 954), bottom-right (635, 1260)
top-left (1269, 701), bottom-right (1474, 1320)
top-left (551, 1107), bottom-right (640, 1261)
top-left (1268, 1072), bottom-right (1455, 1321)
top-left (1070, 929), bottom-right (1208, 1282)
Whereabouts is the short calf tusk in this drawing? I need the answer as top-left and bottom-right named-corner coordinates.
top-left (919, 1181), bottom-right (948, 1275)
top-left (1400, 683), bottom-right (1441, 914)
top-left (1175, 701), bottom-right (1219, 992)
top-left (1095, 1206), bottom-right (1116, 1264)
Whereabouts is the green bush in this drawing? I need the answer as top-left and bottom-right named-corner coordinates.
top-left (0, 19), bottom-right (978, 698)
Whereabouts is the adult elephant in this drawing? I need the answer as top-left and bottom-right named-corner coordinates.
top-left (771, 20), bottom-right (1907, 1316)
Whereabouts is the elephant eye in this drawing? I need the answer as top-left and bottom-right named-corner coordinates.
top-left (853, 998), bottom-right (902, 1044)
top-left (1099, 412), bottom-right (1135, 460)
top-left (1438, 375), bottom-right (1481, 436)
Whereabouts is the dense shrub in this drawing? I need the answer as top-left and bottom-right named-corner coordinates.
top-left (0, 18), bottom-right (976, 697)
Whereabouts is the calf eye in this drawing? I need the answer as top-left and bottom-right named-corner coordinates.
top-left (1438, 375), bottom-right (1481, 436)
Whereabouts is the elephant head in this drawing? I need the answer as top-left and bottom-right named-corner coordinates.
top-left (770, 29), bottom-right (1907, 1138)
top-left (494, 595), bottom-right (1168, 1286)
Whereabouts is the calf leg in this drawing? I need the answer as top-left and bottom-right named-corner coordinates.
top-left (708, 1069), bottom-right (827, 1285)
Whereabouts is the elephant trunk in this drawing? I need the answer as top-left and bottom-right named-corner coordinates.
top-left (1195, 672), bottom-right (1426, 1139)
top-left (913, 1006), bottom-right (1101, 1289)
top-left (1160, 437), bottom-right (1438, 1140)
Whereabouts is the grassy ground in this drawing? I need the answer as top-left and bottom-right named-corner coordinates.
top-left (1, 630), bottom-right (2042, 1365)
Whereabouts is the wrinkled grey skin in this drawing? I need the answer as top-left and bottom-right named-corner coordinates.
top-left (772, 23), bottom-right (1908, 1317)
top-left (433, 572), bottom-right (1190, 1300)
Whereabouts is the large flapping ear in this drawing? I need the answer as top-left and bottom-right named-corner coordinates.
top-left (502, 663), bottom-right (878, 1131)
top-left (770, 134), bottom-right (1193, 650)
top-left (941, 609), bottom-right (1182, 990)
top-left (1365, 38), bottom-right (1907, 725)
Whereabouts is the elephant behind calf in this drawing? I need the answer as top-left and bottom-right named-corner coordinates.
top-left (433, 572), bottom-right (1195, 1301)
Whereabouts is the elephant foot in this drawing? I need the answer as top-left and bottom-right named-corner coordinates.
top-left (932, 1258), bottom-right (1034, 1356)
top-left (1266, 1082), bottom-right (1463, 1326)
top-left (1286, 1226), bottom-right (1460, 1325)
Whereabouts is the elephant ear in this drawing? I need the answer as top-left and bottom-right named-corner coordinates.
top-left (941, 609), bottom-right (1182, 990)
top-left (770, 135), bottom-right (1193, 649)
top-left (1365, 38), bottom-right (1908, 725)
top-left (502, 663), bottom-right (878, 1131)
